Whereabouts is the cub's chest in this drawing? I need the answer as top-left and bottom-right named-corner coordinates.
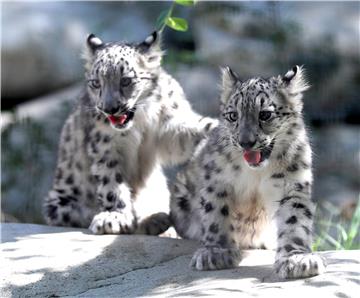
top-left (227, 170), bottom-right (282, 247)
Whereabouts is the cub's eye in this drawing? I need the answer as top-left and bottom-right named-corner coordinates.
top-left (88, 79), bottom-right (101, 89)
top-left (259, 111), bottom-right (272, 121)
top-left (225, 111), bottom-right (238, 122)
top-left (120, 77), bottom-right (132, 87)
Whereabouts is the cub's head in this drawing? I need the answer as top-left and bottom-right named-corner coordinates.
top-left (83, 31), bottom-right (163, 130)
top-left (220, 66), bottom-right (309, 168)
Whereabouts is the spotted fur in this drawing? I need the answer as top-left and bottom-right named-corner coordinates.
top-left (170, 66), bottom-right (326, 278)
top-left (43, 32), bottom-right (217, 235)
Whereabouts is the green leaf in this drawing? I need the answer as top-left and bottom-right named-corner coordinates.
top-left (175, 0), bottom-right (194, 6)
top-left (165, 17), bottom-right (188, 32)
top-left (156, 10), bottom-right (169, 30)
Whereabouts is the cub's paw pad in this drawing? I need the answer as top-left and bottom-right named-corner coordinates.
top-left (190, 246), bottom-right (241, 271)
top-left (89, 211), bottom-right (135, 235)
top-left (275, 253), bottom-right (326, 279)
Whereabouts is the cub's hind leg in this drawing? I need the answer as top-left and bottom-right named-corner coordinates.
top-left (44, 172), bottom-right (97, 228)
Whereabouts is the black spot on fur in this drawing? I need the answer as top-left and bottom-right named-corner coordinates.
top-left (116, 200), bottom-right (126, 209)
top-left (103, 135), bottom-right (111, 143)
top-left (286, 216), bottom-right (297, 224)
top-left (294, 183), bottom-right (304, 191)
top-left (278, 231), bottom-right (285, 238)
top-left (209, 223), bottom-right (219, 234)
top-left (107, 160), bottom-right (118, 168)
top-left (207, 186), bottom-right (214, 193)
top-left (102, 176), bottom-right (110, 185)
top-left (72, 187), bottom-right (81, 196)
top-left (178, 197), bottom-right (190, 212)
top-left (292, 237), bottom-right (305, 247)
top-left (106, 191), bottom-right (116, 202)
top-left (62, 213), bottom-right (70, 223)
top-left (280, 195), bottom-right (300, 205)
top-left (65, 174), bottom-right (74, 185)
top-left (304, 208), bottom-right (313, 219)
top-left (217, 234), bottom-right (228, 246)
top-left (204, 202), bottom-right (214, 213)
top-left (115, 173), bottom-right (123, 184)
top-left (300, 161), bottom-right (310, 169)
top-left (217, 190), bottom-right (228, 198)
top-left (205, 236), bottom-right (214, 243)
top-left (204, 173), bottom-right (211, 180)
top-left (94, 131), bottom-right (101, 143)
top-left (55, 188), bottom-right (65, 194)
top-left (293, 202), bottom-right (306, 209)
top-left (302, 225), bottom-right (311, 235)
top-left (232, 164), bottom-right (240, 171)
top-left (47, 205), bottom-right (58, 220)
top-left (272, 173), bottom-right (285, 179)
top-left (284, 244), bottom-right (295, 252)
top-left (205, 123), bottom-right (212, 132)
top-left (58, 196), bottom-right (76, 206)
top-left (220, 205), bottom-right (229, 216)
top-left (287, 163), bottom-right (299, 172)
top-left (75, 162), bottom-right (83, 171)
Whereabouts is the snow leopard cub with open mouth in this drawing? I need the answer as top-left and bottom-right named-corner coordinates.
top-left (44, 32), bottom-right (217, 235)
top-left (170, 66), bottom-right (326, 279)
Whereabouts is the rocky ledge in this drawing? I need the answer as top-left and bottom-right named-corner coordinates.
top-left (1, 223), bottom-right (359, 297)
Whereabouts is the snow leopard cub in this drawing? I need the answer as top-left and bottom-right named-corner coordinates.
top-left (43, 32), bottom-right (216, 235)
top-left (170, 66), bottom-right (326, 279)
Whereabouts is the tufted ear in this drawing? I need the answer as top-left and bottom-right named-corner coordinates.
top-left (220, 66), bottom-right (240, 103)
top-left (87, 33), bottom-right (103, 53)
top-left (137, 31), bottom-right (163, 69)
top-left (82, 33), bottom-right (104, 71)
top-left (281, 65), bottom-right (310, 98)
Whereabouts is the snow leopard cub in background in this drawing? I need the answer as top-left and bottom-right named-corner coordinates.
top-left (43, 31), bottom-right (217, 235)
top-left (170, 66), bottom-right (326, 279)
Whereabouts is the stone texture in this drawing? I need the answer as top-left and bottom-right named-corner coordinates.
top-left (1, 223), bottom-right (359, 297)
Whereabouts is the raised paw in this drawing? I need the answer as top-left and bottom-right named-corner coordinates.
top-left (275, 253), bottom-right (326, 279)
top-left (89, 211), bottom-right (135, 235)
top-left (190, 246), bottom-right (242, 271)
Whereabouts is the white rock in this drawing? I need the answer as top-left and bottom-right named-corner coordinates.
top-left (1, 223), bottom-right (359, 297)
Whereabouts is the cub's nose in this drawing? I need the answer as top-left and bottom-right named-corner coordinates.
top-left (239, 138), bottom-right (256, 150)
top-left (103, 105), bottom-right (120, 115)
top-left (101, 102), bottom-right (121, 115)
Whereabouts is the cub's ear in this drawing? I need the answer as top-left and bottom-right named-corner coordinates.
top-left (220, 66), bottom-right (240, 104)
top-left (137, 31), bottom-right (163, 69)
top-left (83, 33), bottom-right (103, 70)
top-left (86, 33), bottom-right (104, 53)
top-left (281, 65), bottom-right (310, 96)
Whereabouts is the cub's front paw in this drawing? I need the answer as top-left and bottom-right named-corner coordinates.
top-left (190, 246), bottom-right (242, 271)
top-left (275, 253), bottom-right (326, 279)
top-left (89, 211), bottom-right (135, 234)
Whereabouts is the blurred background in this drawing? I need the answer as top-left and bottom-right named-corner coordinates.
top-left (1, 1), bottom-right (359, 249)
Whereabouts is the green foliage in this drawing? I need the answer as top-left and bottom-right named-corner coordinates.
top-left (313, 198), bottom-right (360, 251)
top-left (165, 17), bottom-right (188, 32)
top-left (175, 0), bottom-right (195, 6)
top-left (157, 0), bottom-right (195, 33)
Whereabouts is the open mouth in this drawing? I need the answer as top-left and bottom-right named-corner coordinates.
top-left (107, 109), bottom-right (135, 128)
top-left (243, 140), bottom-right (275, 167)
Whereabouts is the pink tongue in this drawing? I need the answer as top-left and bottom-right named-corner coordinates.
top-left (108, 114), bottom-right (128, 125)
top-left (243, 150), bottom-right (261, 165)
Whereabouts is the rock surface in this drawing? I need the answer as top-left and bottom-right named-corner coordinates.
top-left (1, 223), bottom-right (359, 297)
